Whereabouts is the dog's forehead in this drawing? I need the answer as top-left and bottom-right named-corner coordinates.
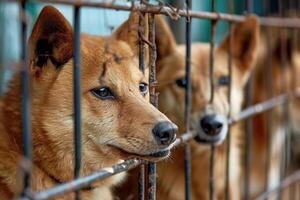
top-left (80, 35), bottom-right (143, 82)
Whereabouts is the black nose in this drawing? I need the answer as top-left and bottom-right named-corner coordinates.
top-left (152, 121), bottom-right (177, 146)
top-left (200, 115), bottom-right (223, 136)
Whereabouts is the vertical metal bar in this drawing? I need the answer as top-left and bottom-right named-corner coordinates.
top-left (73, 5), bottom-right (81, 200)
top-left (246, 0), bottom-right (253, 13)
top-left (209, 0), bottom-right (216, 104)
top-left (264, 29), bottom-right (274, 197)
top-left (244, 1), bottom-right (253, 199)
top-left (138, 1), bottom-right (147, 199)
top-left (262, 1), bottom-right (275, 198)
top-left (138, 2), bottom-right (146, 198)
top-left (225, 1), bottom-right (233, 199)
top-left (209, 1), bottom-right (216, 200)
top-left (139, 2), bottom-right (146, 73)
top-left (184, 0), bottom-right (192, 199)
top-left (278, 1), bottom-right (290, 199)
top-left (20, 0), bottom-right (32, 198)
top-left (148, 12), bottom-right (157, 200)
top-left (138, 165), bottom-right (145, 200)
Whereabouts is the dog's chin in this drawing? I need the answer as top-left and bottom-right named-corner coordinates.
top-left (194, 126), bottom-right (228, 146)
top-left (107, 145), bottom-right (171, 162)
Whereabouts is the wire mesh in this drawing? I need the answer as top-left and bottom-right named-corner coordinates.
top-left (3, 0), bottom-right (300, 199)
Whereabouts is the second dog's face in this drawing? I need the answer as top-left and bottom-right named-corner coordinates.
top-left (28, 6), bottom-right (177, 179)
top-left (156, 16), bottom-right (259, 144)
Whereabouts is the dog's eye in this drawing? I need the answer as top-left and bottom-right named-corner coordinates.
top-left (175, 78), bottom-right (186, 88)
top-left (218, 76), bottom-right (230, 86)
top-left (139, 82), bottom-right (148, 96)
top-left (91, 87), bottom-right (115, 100)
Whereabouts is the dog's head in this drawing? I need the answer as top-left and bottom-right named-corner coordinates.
top-left (156, 16), bottom-right (259, 145)
top-left (29, 6), bottom-right (177, 172)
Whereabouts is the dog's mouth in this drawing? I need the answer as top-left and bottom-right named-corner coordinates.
top-left (194, 134), bottom-right (225, 145)
top-left (107, 145), bottom-right (171, 161)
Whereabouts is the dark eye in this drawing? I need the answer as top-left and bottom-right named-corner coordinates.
top-left (139, 82), bottom-right (148, 96)
top-left (218, 76), bottom-right (230, 86)
top-left (175, 78), bottom-right (187, 88)
top-left (91, 87), bottom-right (115, 100)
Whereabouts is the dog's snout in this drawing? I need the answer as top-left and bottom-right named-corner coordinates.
top-left (152, 121), bottom-right (177, 146)
top-left (200, 115), bottom-right (223, 136)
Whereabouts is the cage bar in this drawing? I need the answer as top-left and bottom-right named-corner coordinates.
top-left (138, 165), bottom-right (145, 200)
top-left (209, 1), bottom-right (217, 199)
top-left (20, 0), bottom-right (32, 198)
top-left (32, 160), bottom-right (144, 200)
top-left (148, 11), bottom-right (157, 200)
top-left (263, 1), bottom-right (275, 195)
top-left (138, 1), bottom-right (146, 198)
top-left (243, 1), bottom-right (254, 199)
top-left (184, 0), bottom-right (192, 199)
top-left (5, 0), bottom-right (300, 28)
top-left (73, 5), bottom-right (82, 200)
top-left (225, 1), bottom-right (233, 199)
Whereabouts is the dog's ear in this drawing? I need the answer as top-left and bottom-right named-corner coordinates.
top-left (29, 6), bottom-right (73, 70)
top-left (155, 15), bottom-right (177, 60)
top-left (114, 11), bottom-right (149, 57)
top-left (219, 15), bottom-right (260, 71)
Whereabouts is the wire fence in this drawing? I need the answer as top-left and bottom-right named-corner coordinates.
top-left (1, 0), bottom-right (300, 199)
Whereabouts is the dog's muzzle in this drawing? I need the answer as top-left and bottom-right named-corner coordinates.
top-left (195, 114), bottom-right (228, 145)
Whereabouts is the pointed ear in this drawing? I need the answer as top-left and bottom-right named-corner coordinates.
top-left (29, 6), bottom-right (73, 70)
top-left (113, 11), bottom-right (148, 57)
top-left (155, 15), bottom-right (177, 59)
top-left (219, 15), bottom-right (260, 71)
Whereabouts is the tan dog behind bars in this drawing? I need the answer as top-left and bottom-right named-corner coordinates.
top-left (155, 15), bottom-right (259, 199)
top-left (0, 6), bottom-right (178, 200)
top-left (250, 29), bottom-right (300, 198)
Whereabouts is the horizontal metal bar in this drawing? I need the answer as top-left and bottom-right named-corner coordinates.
top-left (19, 131), bottom-right (195, 199)
top-left (4, 0), bottom-right (300, 28)
top-left (254, 169), bottom-right (300, 200)
top-left (229, 92), bottom-right (297, 124)
top-left (31, 160), bottom-right (144, 200)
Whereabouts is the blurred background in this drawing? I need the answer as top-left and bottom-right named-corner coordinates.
top-left (0, 0), bottom-right (297, 95)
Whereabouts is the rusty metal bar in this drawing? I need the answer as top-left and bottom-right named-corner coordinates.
top-left (225, 1), bottom-right (233, 199)
top-left (21, 130), bottom-right (196, 200)
top-left (138, 165), bottom-right (145, 200)
top-left (255, 169), bottom-right (300, 200)
top-left (73, 5), bottom-right (82, 200)
top-left (184, 0), bottom-right (192, 199)
top-left (278, 2), bottom-right (290, 199)
top-left (262, 1), bottom-right (275, 197)
top-left (243, 1), bottom-right (254, 200)
top-left (138, 1), bottom-right (146, 199)
top-left (148, 11), bottom-right (157, 200)
top-left (209, 1), bottom-right (217, 200)
top-left (32, 160), bottom-right (145, 200)
top-left (20, 0), bottom-right (32, 198)
top-left (5, 0), bottom-right (300, 28)
top-left (230, 94), bottom-right (285, 124)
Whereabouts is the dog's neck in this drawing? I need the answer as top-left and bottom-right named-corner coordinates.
top-left (0, 74), bottom-right (24, 153)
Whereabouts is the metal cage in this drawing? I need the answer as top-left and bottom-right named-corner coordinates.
top-left (1, 0), bottom-right (300, 199)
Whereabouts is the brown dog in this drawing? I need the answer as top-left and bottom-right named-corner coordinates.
top-left (250, 29), bottom-right (300, 198)
top-left (155, 15), bottom-right (259, 199)
top-left (0, 6), bottom-right (178, 200)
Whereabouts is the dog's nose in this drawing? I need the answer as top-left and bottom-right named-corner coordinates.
top-left (152, 121), bottom-right (177, 146)
top-left (200, 115), bottom-right (223, 136)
